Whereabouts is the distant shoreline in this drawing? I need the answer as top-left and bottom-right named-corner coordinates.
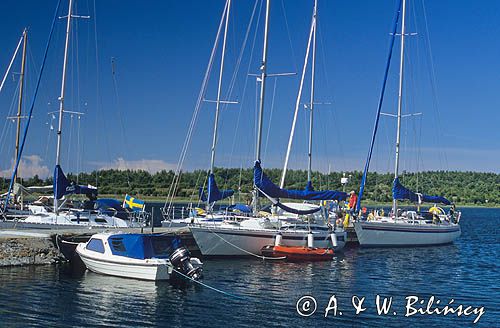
top-left (104, 196), bottom-right (499, 208)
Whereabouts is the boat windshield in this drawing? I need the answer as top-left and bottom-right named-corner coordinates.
top-left (150, 236), bottom-right (177, 258)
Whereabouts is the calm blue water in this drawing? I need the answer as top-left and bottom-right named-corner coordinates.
top-left (0, 207), bottom-right (498, 327)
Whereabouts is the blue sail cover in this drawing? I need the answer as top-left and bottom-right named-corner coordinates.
top-left (392, 178), bottom-right (451, 205)
top-left (199, 173), bottom-right (234, 203)
top-left (54, 165), bottom-right (98, 199)
top-left (254, 161), bottom-right (347, 201)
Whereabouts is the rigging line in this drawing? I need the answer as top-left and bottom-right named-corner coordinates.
top-left (73, 5), bottom-right (86, 184)
top-left (66, 114), bottom-right (74, 170)
top-left (165, 0), bottom-right (229, 212)
top-left (421, 0), bottom-right (448, 171)
top-left (416, 114), bottom-right (423, 192)
top-left (44, 112), bottom-right (55, 167)
top-left (110, 58), bottom-right (131, 187)
top-left (227, 0), bottom-right (262, 183)
top-left (317, 19), bottom-right (347, 171)
top-left (263, 78), bottom-right (277, 161)
top-left (280, 0), bottom-right (298, 73)
top-left (0, 34), bottom-right (23, 94)
top-left (316, 15), bottom-right (347, 168)
top-left (75, 9), bottom-right (81, 117)
top-left (0, 79), bottom-right (21, 149)
top-left (167, 2), bottom-right (227, 211)
top-left (3, 0), bottom-right (62, 212)
top-left (167, 1), bottom-right (228, 208)
top-left (281, 11), bottom-right (316, 188)
top-left (76, 115), bottom-right (81, 184)
top-left (189, 169), bottom-right (206, 202)
top-left (220, 0), bottom-right (259, 190)
top-left (356, 0), bottom-right (402, 210)
top-left (93, 0), bottom-right (109, 187)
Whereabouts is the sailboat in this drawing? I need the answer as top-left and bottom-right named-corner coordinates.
top-left (161, 0), bottom-right (243, 229)
top-left (270, 0), bottom-right (347, 232)
top-left (16, 0), bottom-right (140, 229)
top-left (189, 0), bottom-right (347, 256)
top-left (0, 28), bottom-right (33, 220)
top-left (353, 0), bottom-right (461, 247)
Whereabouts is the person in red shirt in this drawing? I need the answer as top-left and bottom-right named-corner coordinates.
top-left (348, 191), bottom-right (358, 210)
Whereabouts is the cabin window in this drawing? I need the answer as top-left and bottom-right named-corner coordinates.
top-left (94, 218), bottom-right (107, 223)
top-left (110, 238), bottom-right (126, 252)
top-left (86, 238), bottom-right (105, 253)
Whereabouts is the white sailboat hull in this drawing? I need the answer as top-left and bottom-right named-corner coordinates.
top-left (22, 211), bottom-right (138, 229)
top-left (190, 226), bottom-right (346, 256)
top-left (354, 221), bottom-right (461, 247)
top-left (76, 244), bottom-right (172, 281)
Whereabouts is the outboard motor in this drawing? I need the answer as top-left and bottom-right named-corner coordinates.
top-left (169, 247), bottom-right (202, 280)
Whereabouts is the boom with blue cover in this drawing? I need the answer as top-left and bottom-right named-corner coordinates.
top-left (254, 161), bottom-right (347, 201)
top-left (54, 165), bottom-right (97, 199)
top-left (199, 173), bottom-right (234, 203)
top-left (392, 178), bottom-right (451, 205)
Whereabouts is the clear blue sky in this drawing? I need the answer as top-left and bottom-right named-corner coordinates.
top-left (0, 0), bottom-right (498, 179)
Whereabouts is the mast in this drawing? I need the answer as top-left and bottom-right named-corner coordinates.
top-left (14, 28), bottom-right (28, 183)
top-left (393, 0), bottom-right (407, 218)
top-left (253, 0), bottom-right (271, 214)
top-left (207, 0), bottom-right (231, 210)
top-left (307, 0), bottom-right (317, 183)
top-left (54, 0), bottom-right (73, 214)
top-left (280, 1), bottom-right (315, 188)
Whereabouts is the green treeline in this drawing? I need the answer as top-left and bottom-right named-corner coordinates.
top-left (2, 168), bottom-right (499, 206)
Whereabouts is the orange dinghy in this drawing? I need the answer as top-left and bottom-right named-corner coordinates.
top-left (261, 245), bottom-right (334, 262)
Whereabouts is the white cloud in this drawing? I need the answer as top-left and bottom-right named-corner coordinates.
top-left (0, 155), bottom-right (50, 179)
top-left (96, 157), bottom-right (177, 173)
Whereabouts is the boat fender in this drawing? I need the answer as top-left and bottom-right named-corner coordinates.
top-left (307, 232), bottom-right (314, 248)
top-left (274, 233), bottom-right (282, 246)
top-left (330, 232), bottom-right (338, 248)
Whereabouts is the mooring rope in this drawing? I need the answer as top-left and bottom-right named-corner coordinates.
top-left (207, 228), bottom-right (286, 261)
top-left (171, 267), bottom-right (245, 300)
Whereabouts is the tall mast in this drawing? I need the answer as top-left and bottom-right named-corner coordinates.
top-left (14, 28), bottom-right (28, 183)
top-left (307, 0), bottom-right (317, 183)
top-left (208, 0), bottom-right (231, 209)
top-left (393, 0), bottom-right (407, 218)
top-left (280, 1), bottom-right (315, 188)
top-left (54, 0), bottom-right (73, 214)
top-left (253, 0), bottom-right (271, 214)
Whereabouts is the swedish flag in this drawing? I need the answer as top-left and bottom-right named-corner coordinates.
top-left (123, 194), bottom-right (145, 212)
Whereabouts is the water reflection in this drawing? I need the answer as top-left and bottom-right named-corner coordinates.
top-left (0, 208), bottom-right (497, 327)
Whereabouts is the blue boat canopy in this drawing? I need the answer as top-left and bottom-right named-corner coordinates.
top-left (199, 173), bottom-right (234, 203)
top-left (95, 198), bottom-right (129, 220)
top-left (392, 178), bottom-right (451, 205)
top-left (108, 233), bottom-right (182, 260)
top-left (54, 165), bottom-right (97, 199)
top-left (254, 161), bottom-right (347, 201)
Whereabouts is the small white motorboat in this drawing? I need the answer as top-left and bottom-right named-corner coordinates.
top-left (76, 232), bottom-right (202, 281)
